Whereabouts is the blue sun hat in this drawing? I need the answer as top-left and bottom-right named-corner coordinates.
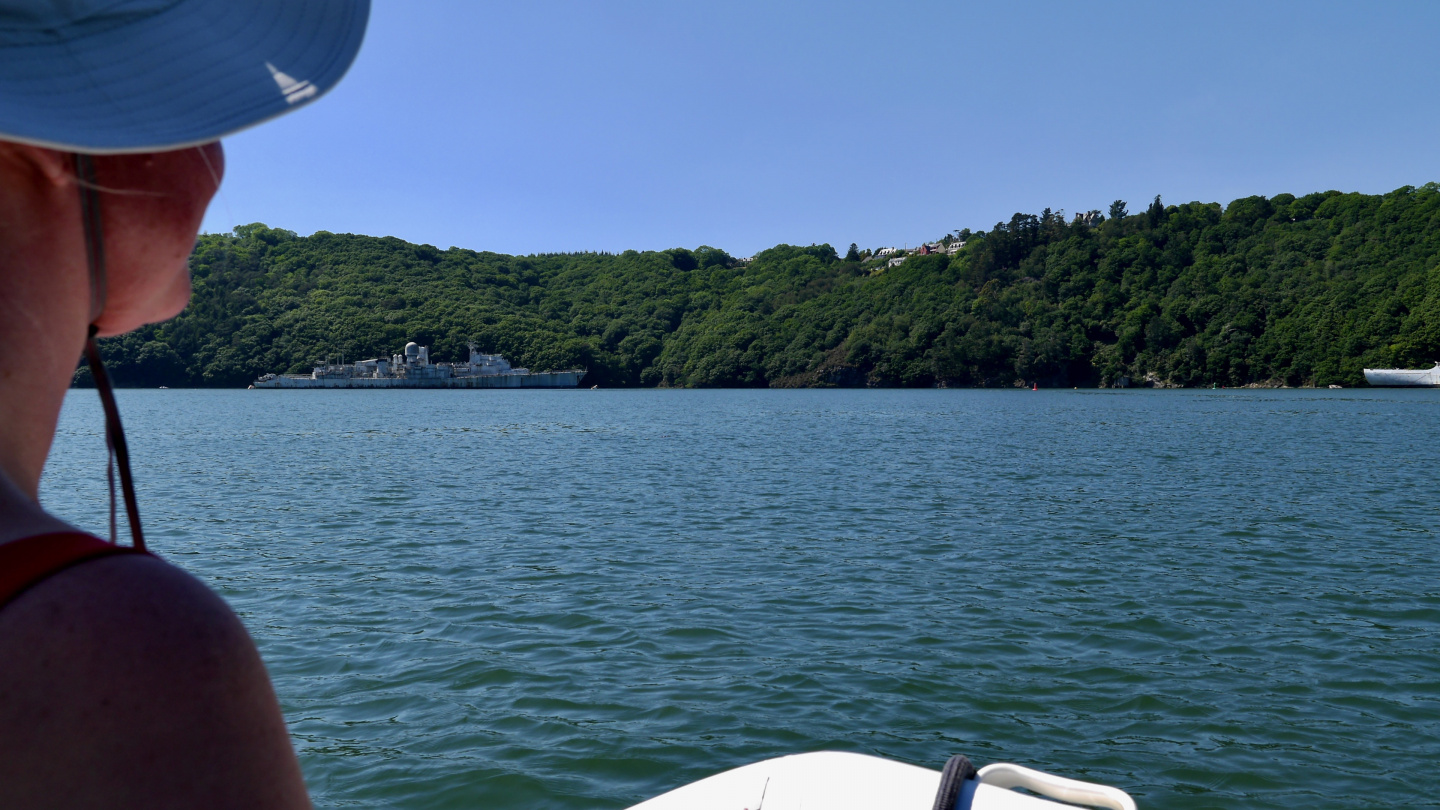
top-left (0, 0), bottom-right (369, 153)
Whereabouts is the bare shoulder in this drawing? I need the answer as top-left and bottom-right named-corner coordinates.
top-left (0, 552), bottom-right (310, 809)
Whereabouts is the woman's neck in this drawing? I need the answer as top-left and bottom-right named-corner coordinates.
top-left (0, 304), bottom-right (85, 498)
top-left (0, 149), bottom-right (92, 532)
top-left (0, 295), bottom-right (89, 543)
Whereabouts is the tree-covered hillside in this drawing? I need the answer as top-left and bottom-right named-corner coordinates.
top-left (85, 184), bottom-right (1440, 388)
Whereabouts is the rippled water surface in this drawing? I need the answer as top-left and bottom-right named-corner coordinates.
top-left (42, 388), bottom-right (1440, 809)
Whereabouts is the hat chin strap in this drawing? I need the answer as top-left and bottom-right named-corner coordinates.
top-left (73, 153), bottom-right (145, 551)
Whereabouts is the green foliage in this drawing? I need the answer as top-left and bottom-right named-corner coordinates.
top-left (85, 185), bottom-right (1440, 388)
top-left (1145, 195), bottom-right (1166, 228)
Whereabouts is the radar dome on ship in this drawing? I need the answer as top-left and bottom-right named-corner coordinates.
top-left (404, 342), bottom-right (419, 358)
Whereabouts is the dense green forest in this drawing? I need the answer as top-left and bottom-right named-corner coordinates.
top-left (83, 184), bottom-right (1440, 388)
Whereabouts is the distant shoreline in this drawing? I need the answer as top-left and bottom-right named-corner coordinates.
top-left (85, 186), bottom-right (1440, 390)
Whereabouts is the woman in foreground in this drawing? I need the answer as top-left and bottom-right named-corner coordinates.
top-left (0, 1), bottom-right (368, 806)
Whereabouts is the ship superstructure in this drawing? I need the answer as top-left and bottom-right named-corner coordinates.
top-left (252, 342), bottom-right (585, 389)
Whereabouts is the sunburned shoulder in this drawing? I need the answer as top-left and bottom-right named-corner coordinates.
top-left (0, 552), bottom-right (311, 809)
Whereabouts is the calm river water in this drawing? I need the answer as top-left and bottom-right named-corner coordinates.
top-left (41, 388), bottom-right (1440, 809)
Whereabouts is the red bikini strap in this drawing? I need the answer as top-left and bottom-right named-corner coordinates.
top-left (0, 532), bottom-right (147, 610)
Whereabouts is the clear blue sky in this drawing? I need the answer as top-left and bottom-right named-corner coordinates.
top-left (201, 1), bottom-right (1440, 257)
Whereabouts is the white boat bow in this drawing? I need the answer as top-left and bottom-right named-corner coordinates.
top-left (625, 751), bottom-right (1135, 810)
top-left (1363, 363), bottom-right (1440, 387)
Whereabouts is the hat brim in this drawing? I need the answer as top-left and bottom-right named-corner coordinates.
top-left (0, 0), bottom-right (369, 154)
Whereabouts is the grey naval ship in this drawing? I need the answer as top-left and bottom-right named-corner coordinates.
top-left (252, 342), bottom-right (586, 389)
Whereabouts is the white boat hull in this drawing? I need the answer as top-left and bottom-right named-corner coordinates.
top-left (625, 752), bottom-right (1134, 810)
top-left (1363, 364), bottom-right (1440, 387)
